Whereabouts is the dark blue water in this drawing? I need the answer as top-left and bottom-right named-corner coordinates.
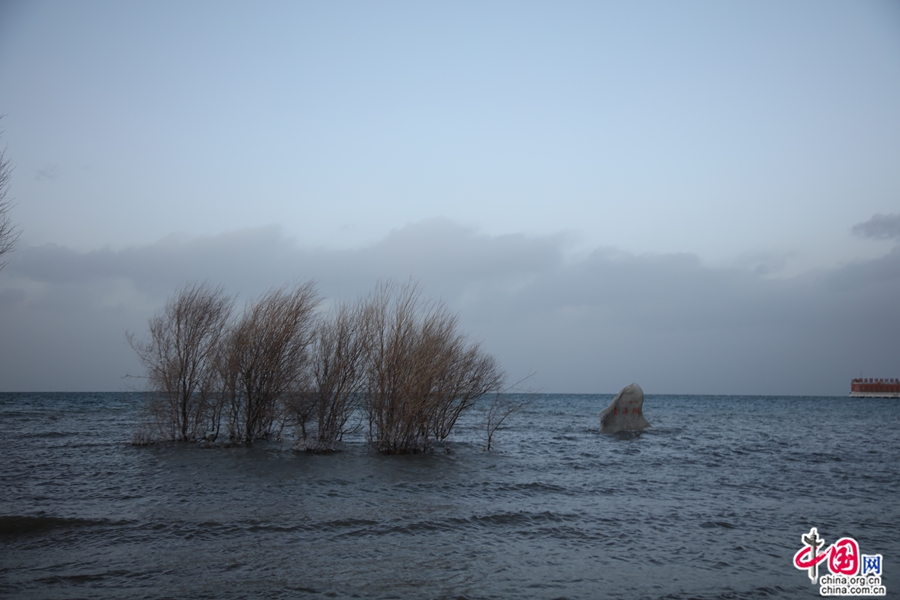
top-left (1, 393), bottom-right (897, 599)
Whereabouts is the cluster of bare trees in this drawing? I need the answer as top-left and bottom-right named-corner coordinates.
top-left (130, 280), bottom-right (505, 453)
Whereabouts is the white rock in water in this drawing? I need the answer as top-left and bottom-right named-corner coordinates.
top-left (599, 383), bottom-right (650, 433)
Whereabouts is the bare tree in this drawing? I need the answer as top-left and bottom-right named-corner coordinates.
top-left (220, 281), bottom-right (319, 446)
top-left (0, 119), bottom-right (20, 269)
top-left (482, 393), bottom-right (525, 452)
top-left (481, 374), bottom-right (534, 451)
top-left (128, 282), bottom-right (233, 442)
top-left (289, 298), bottom-right (369, 452)
top-left (363, 281), bottom-right (504, 453)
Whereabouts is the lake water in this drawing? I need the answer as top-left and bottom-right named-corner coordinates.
top-left (1, 392), bottom-right (897, 599)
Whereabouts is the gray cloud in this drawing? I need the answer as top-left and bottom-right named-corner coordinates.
top-left (1, 218), bottom-right (898, 395)
top-left (852, 213), bottom-right (900, 240)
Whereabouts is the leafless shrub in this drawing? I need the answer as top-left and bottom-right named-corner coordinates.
top-left (482, 393), bottom-right (526, 451)
top-left (219, 282), bottom-right (320, 446)
top-left (127, 282), bottom-right (233, 443)
top-left (0, 118), bottom-right (20, 270)
top-left (482, 376), bottom-right (533, 451)
top-left (289, 298), bottom-right (368, 452)
top-left (363, 281), bottom-right (504, 454)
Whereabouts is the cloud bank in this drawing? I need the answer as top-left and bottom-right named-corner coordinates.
top-left (1, 218), bottom-right (897, 395)
top-left (853, 213), bottom-right (900, 240)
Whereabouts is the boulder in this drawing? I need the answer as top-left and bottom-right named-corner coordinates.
top-left (599, 383), bottom-right (650, 433)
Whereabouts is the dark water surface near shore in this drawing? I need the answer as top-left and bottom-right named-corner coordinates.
top-left (2, 393), bottom-right (897, 599)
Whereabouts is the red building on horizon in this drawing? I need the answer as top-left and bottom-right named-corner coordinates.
top-left (850, 378), bottom-right (900, 398)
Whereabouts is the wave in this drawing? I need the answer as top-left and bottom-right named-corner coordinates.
top-left (0, 514), bottom-right (122, 536)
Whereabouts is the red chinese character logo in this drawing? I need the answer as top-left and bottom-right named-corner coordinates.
top-left (793, 529), bottom-right (860, 584)
top-left (829, 538), bottom-right (859, 576)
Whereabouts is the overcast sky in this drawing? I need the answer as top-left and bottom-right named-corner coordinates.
top-left (1, 1), bottom-right (898, 394)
